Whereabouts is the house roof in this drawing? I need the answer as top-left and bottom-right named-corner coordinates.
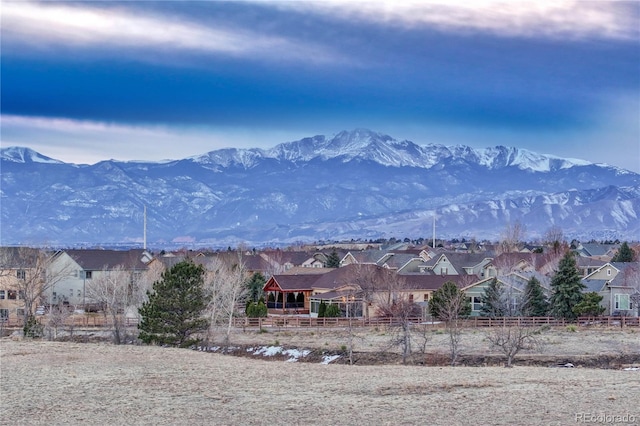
top-left (344, 249), bottom-right (386, 264)
top-left (63, 249), bottom-right (148, 271)
top-left (582, 279), bottom-right (608, 292)
top-left (283, 267), bottom-right (334, 275)
top-left (399, 274), bottom-right (464, 290)
top-left (608, 262), bottom-right (640, 287)
top-left (0, 247), bottom-right (44, 268)
top-left (377, 253), bottom-right (420, 269)
top-left (438, 252), bottom-right (492, 272)
top-left (264, 274), bottom-right (321, 292)
top-left (577, 243), bottom-right (619, 257)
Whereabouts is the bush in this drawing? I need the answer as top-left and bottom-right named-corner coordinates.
top-left (325, 304), bottom-right (341, 318)
top-left (246, 301), bottom-right (268, 318)
top-left (318, 301), bottom-right (327, 318)
top-left (23, 315), bottom-right (43, 338)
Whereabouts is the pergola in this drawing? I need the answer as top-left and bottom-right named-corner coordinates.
top-left (262, 275), bottom-right (319, 315)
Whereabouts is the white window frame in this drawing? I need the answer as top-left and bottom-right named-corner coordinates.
top-left (470, 296), bottom-right (482, 312)
top-left (614, 294), bottom-right (630, 311)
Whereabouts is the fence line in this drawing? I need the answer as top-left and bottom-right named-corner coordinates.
top-left (1, 315), bottom-right (638, 331)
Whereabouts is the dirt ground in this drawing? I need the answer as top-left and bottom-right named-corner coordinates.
top-left (1, 327), bottom-right (639, 425)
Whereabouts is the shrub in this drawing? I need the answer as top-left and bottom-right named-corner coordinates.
top-left (325, 304), bottom-right (341, 318)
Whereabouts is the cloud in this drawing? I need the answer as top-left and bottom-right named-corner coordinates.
top-left (1, 1), bottom-right (344, 65)
top-left (0, 114), bottom-right (307, 164)
top-left (264, 1), bottom-right (639, 41)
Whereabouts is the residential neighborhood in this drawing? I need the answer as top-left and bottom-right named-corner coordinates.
top-left (1, 240), bottom-right (638, 328)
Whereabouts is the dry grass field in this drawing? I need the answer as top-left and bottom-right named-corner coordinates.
top-left (1, 327), bottom-right (639, 425)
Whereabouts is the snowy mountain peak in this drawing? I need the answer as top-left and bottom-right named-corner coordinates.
top-left (180, 129), bottom-right (611, 172)
top-left (0, 146), bottom-right (63, 164)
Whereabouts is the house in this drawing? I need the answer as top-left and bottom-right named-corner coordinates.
top-left (575, 243), bottom-right (620, 261)
top-left (264, 263), bottom-right (462, 319)
top-left (427, 252), bottom-right (493, 278)
top-left (461, 277), bottom-right (521, 317)
top-left (0, 247), bottom-right (44, 323)
top-left (46, 249), bottom-right (149, 310)
top-left (582, 262), bottom-right (640, 316)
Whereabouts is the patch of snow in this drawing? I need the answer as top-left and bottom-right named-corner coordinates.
top-left (321, 354), bottom-right (341, 365)
top-left (253, 346), bottom-right (283, 356)
top-left (283, 348), bottom-right (310, 362)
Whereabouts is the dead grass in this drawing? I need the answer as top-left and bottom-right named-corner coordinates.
top-left (1, 328), bottom-right (640, 425)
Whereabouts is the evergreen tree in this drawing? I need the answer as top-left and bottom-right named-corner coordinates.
top-left (245, 272), bottom-right (266, 303)
top-left (480, 279), bottom-right (506, 317)
top-left (325, 303), bottom-right (341, 317)
top-left (318, 301), bottom-right (327, 318)
top-left (611, 242), bottom-right (635, 262)
top-left (572, 292), bottom-right (605, 317)
top-left (520, 277), bottom-right (549, 317)
top-left (549, 252), bottom-right (585, 320)
top-left (429, 281), bottom-right (471, 320)
top-left (324, 250), bottom-right (341, 268)
top-left (246, 300), bottom-right (268, 318)
top-left (138, 261), bottom-right (211, 348)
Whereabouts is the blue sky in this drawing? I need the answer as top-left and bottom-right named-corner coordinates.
top-left (2, 1), bottom-right (639, 172)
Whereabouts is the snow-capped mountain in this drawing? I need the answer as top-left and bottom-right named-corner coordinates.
top-left (1, 129), bottom-right (638, 247)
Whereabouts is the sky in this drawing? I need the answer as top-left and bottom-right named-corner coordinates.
top-left (2, 1), bottom-right (639, 172)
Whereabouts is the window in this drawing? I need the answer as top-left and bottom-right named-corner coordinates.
top-left (16, 270), bottom-right (26, 280)
top-left (17, 308), bottom-right (25, 317)
top-left (607, 269), bottom-right (612, 276)
top-left (69, 289), bottom-right (74, 297)
top-left (18, 290), bottom-right (25, 300)
top-left (0, 290), bottom-right (5, 299)
top-left (0, 309), bottom-right (8, 321)
top-left (470, 296), bottom-right (482, 312)
top-left (7, 290), bottom-right (17, 300)
top-left (409, 294), bottom-right (414, 303)
top-left (77, 289), bottom-right (82, 298)
top-left (614, 294), bottom-right (630, 311)
top-left (423, 294), bottom-right (429, 302)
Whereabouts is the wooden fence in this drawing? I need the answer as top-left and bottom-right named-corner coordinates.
top-left (1, 315), bottom-right (638, 331)
top-left (232, 315), bottom-right (640, 329)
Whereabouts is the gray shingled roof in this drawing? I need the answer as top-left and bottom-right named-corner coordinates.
top-left (64, 249), bottom-right (148, 270)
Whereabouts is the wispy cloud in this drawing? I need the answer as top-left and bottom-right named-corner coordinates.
top-left (1, 1), bottom-right (344, 64)
top-left (0, 114), bottom-right (307, 164)
top-left (265, 1), bottom-right (638, 41)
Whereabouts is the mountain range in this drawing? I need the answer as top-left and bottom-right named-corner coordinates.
top-left (1, 129), bottom-right (639, 247)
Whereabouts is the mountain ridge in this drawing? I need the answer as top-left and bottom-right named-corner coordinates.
top-left (1, 129), bottom-right (638, 247)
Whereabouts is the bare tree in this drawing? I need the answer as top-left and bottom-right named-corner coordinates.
top-left (486, 325), bottom-right (546, 367)
top-left (0, 247), bottom-right (72, 328)
top-left (44, 304), bottom-right (72, 340)
top-left (204, 252), bottom-right (248, 346)
top-left (374, 272), bottom-right (421, 364)
top-left (543, 225), bottom-right (565, 255)
top-left (85, 266), bottom-right (131, 344)
top-left (499, 220), bottom-right (526, 254)
top-left (429, 281), bottom-right (471, 366)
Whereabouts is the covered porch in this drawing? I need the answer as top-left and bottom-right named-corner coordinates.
top-left (263, 275), bottom-right (319, 315)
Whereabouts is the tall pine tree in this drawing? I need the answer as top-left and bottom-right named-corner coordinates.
top-left (549, 252), bottom-right (585, 320)
top-left (480, 279), bottom-right (506, 317)
top-left (520, 276), bottom-right (549, 317)
top-left (324, 250), bottom-right (341, 268)
top-left (245, 272), bottom-right (266, 303)
top-left (612, 242), bottom-right (635, 262)
top-left (138, 261), bottom-right (211, 348)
